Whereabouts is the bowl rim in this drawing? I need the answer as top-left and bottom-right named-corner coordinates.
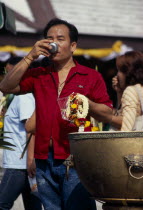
top-left (68, 131), bottom-right (143, 140)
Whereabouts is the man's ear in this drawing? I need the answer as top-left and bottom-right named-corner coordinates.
top-left (71, 42), bottom-right (77, 53)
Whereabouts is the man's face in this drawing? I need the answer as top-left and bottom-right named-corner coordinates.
top-left (46, 24), bottom-right (76, 63)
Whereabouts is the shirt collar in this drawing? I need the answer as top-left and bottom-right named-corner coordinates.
top-left (47, 59), bottom-right (89, 75)
top-left (68, 60), bottom-right (89, 75)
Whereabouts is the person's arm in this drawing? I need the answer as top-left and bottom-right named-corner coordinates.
top-left (110, 114), bottom-right (122, 130)
top-left (121, 87), bottom-right (138, 131)
top-left (100, 75), bottom-right (123, 129)
top-left (0, 57), bottom-right (32, 94)
top-left (88, 100), bottom-right (112, 123)
top-left (27, 134), bottom-right (36, 178)
top-left (87, 72), bottom-right (113, 123)
top-left (112, 75), bottom-right (123, 108)
top-left (25, 110), bottom-right (36, 134)
top-left (0, 39), bottom-right (53, 94)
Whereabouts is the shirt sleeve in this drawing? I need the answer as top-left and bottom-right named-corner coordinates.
top-left (19, 69), bottom-right (35, 94)
top-left (121, 86), bottom-right (138, 131)
top-left (91, 72), bottom-right (113, 108)
top-left (20, 67), bottom-right (48, 93)
top-left (18, 94), bottom-right (35, 122)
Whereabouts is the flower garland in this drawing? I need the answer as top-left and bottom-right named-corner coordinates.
top-left (65, 92), bottom-right (100, 132)
top-left (66, 93), bottom-right (89, 120)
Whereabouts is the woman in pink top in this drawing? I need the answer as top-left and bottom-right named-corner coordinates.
top-left (110, 50), bottom-right (143, 131)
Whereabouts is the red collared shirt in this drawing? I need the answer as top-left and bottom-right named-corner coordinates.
top-left (20, 61), bottom-right (112, 159)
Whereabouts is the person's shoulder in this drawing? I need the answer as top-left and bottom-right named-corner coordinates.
top-left (77, 63), bottom-right (101, 76)
top-left (123, 85), bottom-right (138, 101)
top-left (25, 66), bottom-right (51, 77)
top-left (16, 93), bottom-right (35, 102)
top-left (124, 85), bottom-right (137, 95)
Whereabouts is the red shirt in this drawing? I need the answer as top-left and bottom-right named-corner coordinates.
top-left (20, 61), bottom-right (112, 159)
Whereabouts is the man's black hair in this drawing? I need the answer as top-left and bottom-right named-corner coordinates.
top-left (43, 18), bottom-right (78, 43)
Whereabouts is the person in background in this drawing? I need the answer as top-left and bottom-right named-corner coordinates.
top-left (0, 63), bottom-right (7, 111)
top-left (0, 57), bottom-right (42, 210)
top-left (0, 93), bottom-right (42, 210)
top-left (5, 57), bottom-right (23, 107)
top-left (110, 51), bottom-right (143, 131)
top-left (0, 18), bottom-right (112, 210)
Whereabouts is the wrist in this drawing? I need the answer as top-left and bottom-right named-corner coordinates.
top-left (27, 157), bottom-right (34, 163)
top-left (23, 55), bottom-right (34, 66)
top-left (23, 57), bottom-right (30, 66)
top-left (25, 55), bottom-right (34, 62)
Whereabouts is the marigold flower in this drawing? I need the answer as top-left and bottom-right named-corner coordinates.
top-left (84, 121), bottom-right (91, 128)
top-left (74, 118), bottom-right (81, 127)
top-left (0, 121), bottom-right (4, 129)
top-left (71, 104), bottom-right (77, 109)
top-left (91, 126), bottom-right (99, 132)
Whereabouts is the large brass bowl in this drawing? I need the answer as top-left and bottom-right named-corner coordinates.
top-left (69, 131), bottom-right (143, 205)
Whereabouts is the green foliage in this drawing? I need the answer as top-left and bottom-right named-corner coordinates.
top-left (0, 131), bottom-right (15, 151)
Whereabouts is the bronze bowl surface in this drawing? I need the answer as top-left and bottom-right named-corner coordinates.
top-left (69, 131), bottom-right (143, 205)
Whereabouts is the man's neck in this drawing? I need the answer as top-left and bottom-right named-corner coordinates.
top-left (53, 57), bottom-right (75, 73)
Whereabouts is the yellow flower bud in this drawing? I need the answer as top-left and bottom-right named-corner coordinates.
top-left (84, 121), bottom-right (91, 128)
top-left (71, 104), bottom-right (77, 109)
top-left (91, 126), bottom-right (99, 132)
top-left (74, 118), bottom-right (80, 127)
top-left (0, 121), bottom-right (4, 129)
